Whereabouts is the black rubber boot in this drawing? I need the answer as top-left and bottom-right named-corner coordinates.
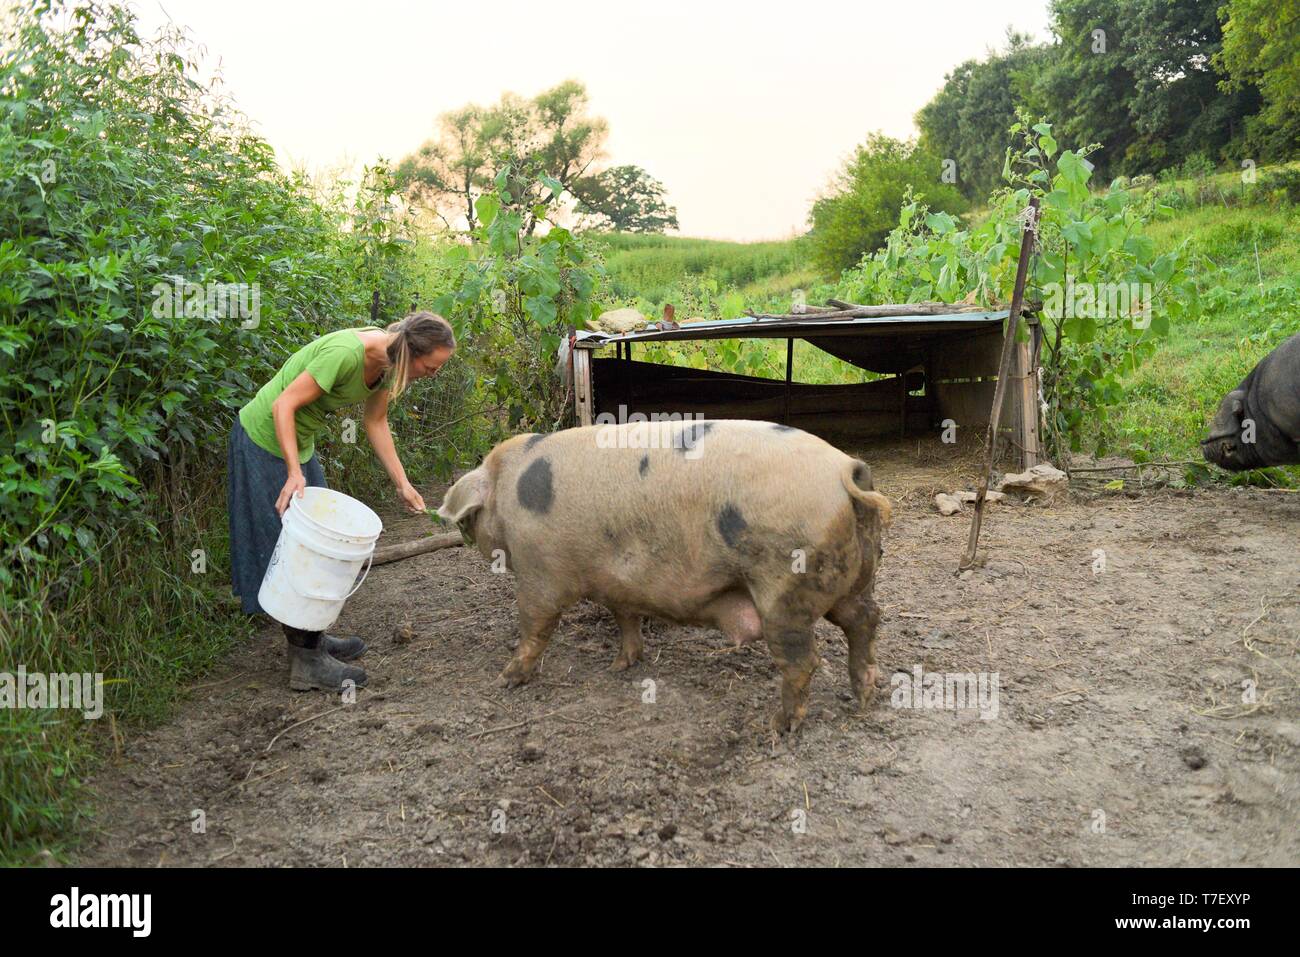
top-left (320, 633), bottom-right (367, 661)
top-left (286, 644), bottom-right (368, 692)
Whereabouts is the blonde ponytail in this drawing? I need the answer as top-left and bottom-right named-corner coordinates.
top-left (385, 311), bottom-right (456, 399)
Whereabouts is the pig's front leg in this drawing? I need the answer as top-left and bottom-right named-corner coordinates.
top-left (610, 609), bottom-right (644, 671)
top-left (500, 584), bottom-right (567, 687)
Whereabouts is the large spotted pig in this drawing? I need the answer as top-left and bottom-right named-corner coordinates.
top-left (437, 419), bottom-right (891, 732)
top-left (1202, 332), bottom-right (1300, 471)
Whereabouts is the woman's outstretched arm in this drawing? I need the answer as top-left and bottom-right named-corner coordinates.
top-left (363, 388), bottom-right (425, 513)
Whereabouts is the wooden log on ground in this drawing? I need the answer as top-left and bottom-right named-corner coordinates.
top-left (370, 532), bottom-right (462, 567)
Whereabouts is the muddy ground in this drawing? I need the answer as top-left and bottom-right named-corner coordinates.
top-left (76, 437), bottom-right (1299, 867)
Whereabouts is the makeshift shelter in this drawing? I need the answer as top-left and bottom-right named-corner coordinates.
top-left (570, 303), bottom-right (1042, 469)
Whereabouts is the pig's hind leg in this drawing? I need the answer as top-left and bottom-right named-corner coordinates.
top-left (760, 613), bottom-right (820, 735)
top-left (825, 592), bottom-right (881, 709)
top-left (610, 609), bottom-right (644, 671)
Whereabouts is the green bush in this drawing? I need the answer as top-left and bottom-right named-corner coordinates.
top-left (1259, 166), bottom-right (1300, 205)
top-left (808, 133), bottom-right (967, 275)
top-left (431, 167), bottom-right (605, 438)
top-left (0, 0), bottom-right (436, 859)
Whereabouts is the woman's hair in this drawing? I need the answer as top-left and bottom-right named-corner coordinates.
top-left (385, 311), bottom-right (456, 399)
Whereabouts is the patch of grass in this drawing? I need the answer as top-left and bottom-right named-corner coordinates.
top-left (1113, 192), bottom-right (1300, 485)
top-left (591, 232), bottom-right (820, 316)
top-left (1, 479), bottom-right (256, 865)
top-left (633, 337), bottom-right (879, 386)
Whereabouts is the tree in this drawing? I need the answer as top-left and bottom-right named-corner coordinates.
top-left (571, 165), bottom-right (679, 233)
top-left (395, 81), bottom-right (607, 235)
top-left (917, 31), bottom-right (1052, 201)
top-left (1024, 0), bottom-right (1140, 179)
top-left (1216, 0), bottom-right (1300, 153)
top-left (807, 134), bottom-right (967, 275)
top-left (394, 105), bottom-right (490, 232)
top-left (1026, 0), bottom-right (1273, 176)
top-left (1120, 0), bottom-right (1259, 168)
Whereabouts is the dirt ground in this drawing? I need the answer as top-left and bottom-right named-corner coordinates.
top-left (76, 437), bottom-right (1299, 867)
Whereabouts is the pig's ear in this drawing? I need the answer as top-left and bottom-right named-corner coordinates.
top-left (1228, 390), bottom-right (1245, 416)
top-left (437, 467), bottom-right (490, 523)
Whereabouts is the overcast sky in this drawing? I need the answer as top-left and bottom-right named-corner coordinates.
top-left (137, 0), bottom-right (1052, 241)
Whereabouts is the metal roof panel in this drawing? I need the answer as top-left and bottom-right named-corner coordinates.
top-left (574, 310), bottom-right (1010, 347)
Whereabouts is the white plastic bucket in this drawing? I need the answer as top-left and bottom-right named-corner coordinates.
top-left (258, 487), bottom-right (383, 631)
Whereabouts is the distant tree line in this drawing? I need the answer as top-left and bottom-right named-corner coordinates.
top-left (808, 0), bottom-right (1299, 274)
top-left (917, 0), bottom-right (1300, 200)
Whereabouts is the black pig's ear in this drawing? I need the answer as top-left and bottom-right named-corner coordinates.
top-left (1229, 391), bottom-right (1245, 416)
top-left (437, 467), bottom-right (489, 523)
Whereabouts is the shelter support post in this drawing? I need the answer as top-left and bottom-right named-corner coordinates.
top-left (783, 338), bottom-right (793, 424)
top-left (899, 376), bottom-right (906, 438)
top-left (573, 348), bottom-right (593, 427)
top-left (961, 196), bottom-right (1039, 571)
top-left (1013, 319), bottom-right (1041, 469)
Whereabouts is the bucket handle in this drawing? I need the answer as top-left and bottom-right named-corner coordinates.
top-left (287, 549), bottom-right (374, 602)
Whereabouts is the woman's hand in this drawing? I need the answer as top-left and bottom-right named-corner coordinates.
top-left (396, 481), bottom-right (426, 514)
top-left (364, 391), bottom-right (424, 514)
top-left (276, 472), bottom-right (307, 516)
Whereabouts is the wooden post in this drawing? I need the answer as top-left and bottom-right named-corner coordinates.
top-left (960, 197), bottom-right (1039, 571)
top-left (1013, 319), bottom-right (1041, 469)
top-left (573, 348), bottom-right (593, 426)
top-left (621, 340), bottom-right (631, 415)
top-left (370, 290), bottom-right (380, 324)
top-left (899, 375), bottom-right (907, 438)
top-left (783, 338), bottom-right (794, 424)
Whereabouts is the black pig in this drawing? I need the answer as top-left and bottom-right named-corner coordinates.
top-left (1202, 333), bottom-right (1300, 471)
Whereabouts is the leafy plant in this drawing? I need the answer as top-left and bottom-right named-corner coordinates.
top-left (808, 132), bottom-right (967, 275)
top-left (837, 114), bottom-right (1200, 461)
top-left (431, 166), bottom-right (604, 436)
top-left (0, 0), bottom-right (434, 859)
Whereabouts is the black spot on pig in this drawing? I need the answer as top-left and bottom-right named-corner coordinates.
top-left (525, 433), bottom-right (548, 451)
top-left (517, 458), bottom-right (554, 514)
top-left (677, 421), bottom-right (714, 454)
top-left (639, 454), bottom-right (650, 477)
top-left (771, 423), bottom-right (798, 433)
top-left (716, 503), bottom-right (748, 548)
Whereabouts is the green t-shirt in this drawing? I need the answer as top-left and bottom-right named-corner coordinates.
top-left (238, 327), bottom-right (386, 463)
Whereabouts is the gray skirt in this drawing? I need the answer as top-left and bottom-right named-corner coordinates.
top-left (226, 418), bottom-right (326, 615)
